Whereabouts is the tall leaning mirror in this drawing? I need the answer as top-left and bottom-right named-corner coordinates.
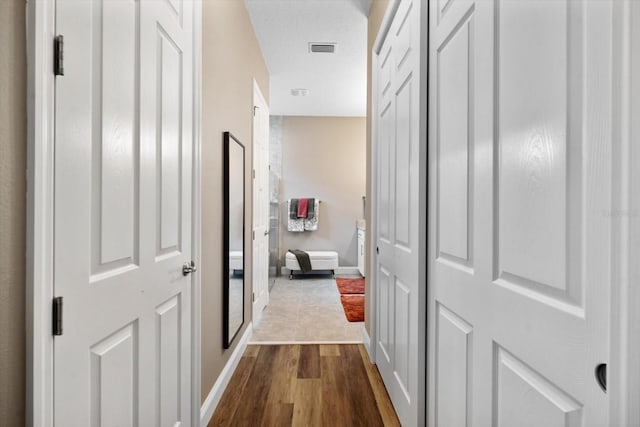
top-left (223, 132), bottom-right (245, 348)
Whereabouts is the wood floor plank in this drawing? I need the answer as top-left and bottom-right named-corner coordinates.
top-left (244, 345), bottom-right (260, 358)
top-left (223, 345), bottom-right (279, 426)
top-left (340, 344), bottom-right (385, 426)
top-left (319, 344), bottom-right (341, 357)
top-left (321, 351), bottom-right (353, 426)
top-left (261, 345), bottom-right (301, 426)
top-left (264, 345), bottom-right (300, 404)
top-left (209, 355), bottom-right (258, 427)
top-left (357, 345), bottom-right (401, 426)
top-left (291, 379), bottom-right (322, 427)
top-left (261, 403), bottom-right (293, 427)
top-left (297, 344), bottom-right (321, 379)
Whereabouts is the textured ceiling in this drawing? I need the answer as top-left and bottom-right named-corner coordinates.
top-left (246, 0), bottom-right (371, 116)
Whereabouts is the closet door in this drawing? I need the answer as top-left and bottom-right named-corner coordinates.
top-left (374, 0), bottom-right (423, 425)
top-left (428, 0), bottom-right (612, 425)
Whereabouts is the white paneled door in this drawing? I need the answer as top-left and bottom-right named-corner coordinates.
top-left (429, 0), bottom-right (612, 426)
top-left (54, 1), bottom-right (194, 426)
top-left (374, 1), bottom-right (423, 425)
top-left (252, 82), bottom-right (270, 325)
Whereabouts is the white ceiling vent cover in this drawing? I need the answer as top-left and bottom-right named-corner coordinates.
top-left (309, 42), bottom-right (337, 53)
top-left (291, 88), bottom-right (310, 97)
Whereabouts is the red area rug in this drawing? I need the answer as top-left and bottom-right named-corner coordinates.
top-left (340, 295), bottom-right (365, 322)
top-left (336, 277), bottom-right (365, 322)
top-left (336, 277), bottom-right (365, 295)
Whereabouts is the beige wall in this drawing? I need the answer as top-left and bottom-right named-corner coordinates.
top-left (201, 0), bottom-right (269, 401)
top-left (365, 0), bottom-right (389, 334)
top-left (0, 0), bottom-right (27, 424)
top-left (279, 116), bottom-right (366, 267)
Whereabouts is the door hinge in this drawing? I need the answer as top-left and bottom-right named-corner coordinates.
top-left (253, 292), bottom-right (256, 302)
top-left (252, 230), bottom-right (255, 240)
top-left (54, 35), bottom-right (64, 76)
top-left (52, 296), bottom-right (63, 336)
top-left (252, 169), bottom-right (256, 179)
top-left (253, 106), bottom-right (258, 116)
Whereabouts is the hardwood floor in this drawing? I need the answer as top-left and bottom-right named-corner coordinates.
top-left (210, 344), bottom-right (401, 427)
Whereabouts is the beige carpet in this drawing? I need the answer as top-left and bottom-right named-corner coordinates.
top-left (250, 276), bottom-right (364, 342)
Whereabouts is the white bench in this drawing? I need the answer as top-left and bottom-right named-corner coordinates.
top-left (229, 251), bottom-right (243, 275)
top-left (285, 250), bottom-right (339, 279)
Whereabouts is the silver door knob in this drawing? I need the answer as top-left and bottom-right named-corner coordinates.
top-left (182, 261), bottom-right (197, 276)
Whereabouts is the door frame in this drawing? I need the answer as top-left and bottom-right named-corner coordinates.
top-left (610, 1), bottom-right (640, 425)
top-left (25, 1), bottom-right (204, 425)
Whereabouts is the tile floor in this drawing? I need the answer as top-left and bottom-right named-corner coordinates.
top-left (250, 275), bottom-right (364, 342)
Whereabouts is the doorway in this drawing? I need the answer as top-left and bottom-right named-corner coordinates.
top-left (245, 0), bottom-right (369, 344)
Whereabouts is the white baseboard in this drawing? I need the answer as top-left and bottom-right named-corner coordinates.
top-left (336, 266), bottom-right (360, 275)
top-left (362, 327), bottom-right (374, 362)
top-left (200, 322), bottom-right (253, 426)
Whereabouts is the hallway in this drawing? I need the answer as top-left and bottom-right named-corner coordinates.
top-left (5, 0), bottom-right (639, 425)
top-left (210, 344), bottom-right (399, 426)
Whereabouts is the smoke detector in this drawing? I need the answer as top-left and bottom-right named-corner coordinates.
top-left (308, 42), bottom-right (337, 54)
top-left (291, 88), bottom-right (310, 97)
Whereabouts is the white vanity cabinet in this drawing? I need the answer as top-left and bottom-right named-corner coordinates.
top-left (357, 227), bottom-right (365, 277)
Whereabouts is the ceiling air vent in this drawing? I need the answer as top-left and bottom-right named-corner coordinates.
top-left (291, 88), bottom-right (310, 97)
top-left (309, 43), bottom-right (337, 54)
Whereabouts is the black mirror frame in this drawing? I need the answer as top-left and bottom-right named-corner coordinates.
top-left (223, 131), bottom-right (245, 349)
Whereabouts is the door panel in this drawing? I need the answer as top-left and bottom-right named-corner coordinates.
top-left (54, 1), bottom-right (194, 425)
top-left (429, 0), bottom-right (611, 426)
top-left (394, 77), bottom-right (412, 250)
top-left (377, 266), bottom-right (392, 362)
top-left (378, 101), bottom-right (392, 242)
top-left (393, 279), bottom-right (411, 394)
top-left (156, 296), bottom-right (181, 425)
top-left (495, 346), bottom-right (582, 427)
top-left (158, 30), bottom-right (184, 255)
top-left (435, 304), bottom-right (472, 427)
top-left (91, 0), bottom-right (139, 277)
top-left (497, 0), bottom-right (583, 304)
top-left (90, 323), bottom-right (137, 427)
top-left (436, 10), bottom-right (472, 266)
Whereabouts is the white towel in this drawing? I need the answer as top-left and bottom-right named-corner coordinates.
top-left (304, 199), bottom-right (320, 231)
top-left (287, 200), bottom-right (304, 232)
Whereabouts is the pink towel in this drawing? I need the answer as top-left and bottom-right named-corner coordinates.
top-left (297, 198), bottom-right (308, 218)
